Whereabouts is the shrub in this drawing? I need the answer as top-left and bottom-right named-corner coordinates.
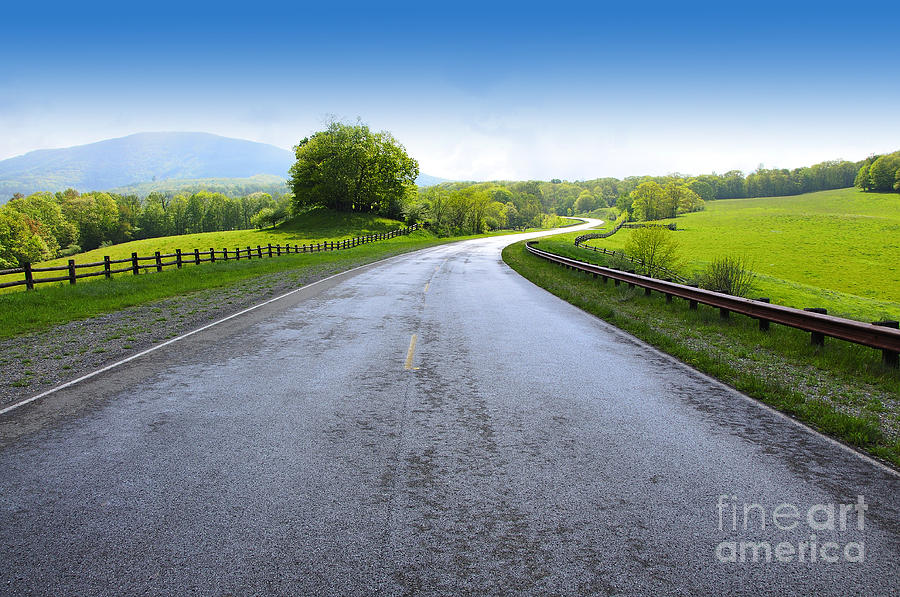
top-left (699, 255), bottom-right (757, 296)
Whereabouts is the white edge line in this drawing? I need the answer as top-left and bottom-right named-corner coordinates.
top-left (0, 247), bottom-right (442, 417)
top-left (509, 237), bottom-right (900, 479)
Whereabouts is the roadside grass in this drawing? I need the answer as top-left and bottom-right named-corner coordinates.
top-left (582, 188), bottom-right (900, 321)
top-left (503, 238), bottom-right (900, 468)
top-left (0, 230), bottom-right (449, 339)
top-left (0, 220), bottom-right (574, 339)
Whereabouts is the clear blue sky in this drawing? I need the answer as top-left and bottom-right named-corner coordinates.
top-left (3, 0), bottom-right (898, 180)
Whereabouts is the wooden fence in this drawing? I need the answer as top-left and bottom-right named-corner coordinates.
top-left (0, 225), bottom-right (418, 291)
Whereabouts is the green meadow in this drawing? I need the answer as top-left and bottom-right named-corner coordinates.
top-left (582, 188), bottom-right (900, 321)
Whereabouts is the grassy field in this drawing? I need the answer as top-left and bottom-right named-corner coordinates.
top-left (503, 238), bottom-right (900, 468)
top-left (582, 188), bottom-right (900, 321)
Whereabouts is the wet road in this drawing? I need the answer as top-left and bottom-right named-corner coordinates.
top-left (1, 223), bottom-right (898, 595)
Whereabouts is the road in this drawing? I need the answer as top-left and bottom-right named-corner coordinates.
top-left (1, 222), bottom-right (898, 596)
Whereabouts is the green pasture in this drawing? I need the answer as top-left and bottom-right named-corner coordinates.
top-left (583, 188), bottom-right (900, 321)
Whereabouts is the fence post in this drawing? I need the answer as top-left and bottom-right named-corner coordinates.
top-left (873, 320), bottom-right (899, 367)
top-left (804, 308), bottom-right (827, 346)
top-left (257, 245), bottom-right (262, 258)
top-left (24, 262), bottom-right (34, 290)
top-left (247, 246), bottom-right (252, 260)
top-left (104, 256), bottom-right (111, 279)
top-left (176, 249), bottom-right (182, 268)
top-left (757, 298), bottom-right (770, 331)
top-left (276, 244), bottom-right (281, 256)
top-left (210, 248), bottom-right (216, 263)
top-left (267, 244), bottom-right (273, 258)
top-left (132, 252), bottom-right (139, 275)
top-left (68, 259), bottom-right (76, 284)
top-left (194, 249), bottom-right (200, 265)
top-left (235, 247), bottom-right (240, 261)
top-left (223, 248), bottom-right (229, 261)
top-left (154, 251), bottom-right (162, 272)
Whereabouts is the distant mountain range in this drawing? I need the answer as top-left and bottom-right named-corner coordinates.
top-left (0, 132), bottom-right (447, 202)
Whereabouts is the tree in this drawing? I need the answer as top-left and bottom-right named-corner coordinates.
top-left (6, 192), bottom-right (78, 256)
top-left (854, 164), bottom-right (872, 191)
top-left (289, 121), bottom-right (418, 217)
top-left (58, 192), bottom-right (119, 250)
top-left (574, 190), bottom-right (598, 213)
top-left (624, 226), bottom-right (680, 277)
top-left (868, 153), bottom-right (900, 192)
top-left (630, 182), bottom-right (667, 221)
top-left (0, 208), bottom-right (50, 267)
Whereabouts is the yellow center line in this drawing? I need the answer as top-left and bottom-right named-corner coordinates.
top-left (404, 334), bottom-right (418, 370)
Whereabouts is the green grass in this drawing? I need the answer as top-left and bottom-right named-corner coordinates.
top-left (582, 188), bottom-right (900, 321)
top-left (503, 238), bottom-right (900, 468)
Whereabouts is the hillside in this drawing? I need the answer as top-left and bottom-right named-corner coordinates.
top-left (580, 188), bottom-right (900, 320)
top-left (0, 132), bottom-right (295, 199)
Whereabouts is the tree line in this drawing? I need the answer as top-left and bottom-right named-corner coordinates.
top-left (0, 189), bottom-right (290, 268)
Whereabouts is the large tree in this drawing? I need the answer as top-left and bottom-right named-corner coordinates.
top-left (289, 121), bottom-right (419, 218)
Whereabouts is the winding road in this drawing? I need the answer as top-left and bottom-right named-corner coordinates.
top-left (1, 221), bottom-right (898, 595)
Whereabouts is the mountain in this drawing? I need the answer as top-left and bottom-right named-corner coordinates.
top-left (0, 132), bottom-right (295, 200)
top-left (415, 173), bottom-right (449, 187)
top-left (0, 131), bottom-right (449, 203)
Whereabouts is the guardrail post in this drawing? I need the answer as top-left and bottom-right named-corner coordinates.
top-left (176, 249), bottom-right (182, 268)
top-left (719, 307), bottom-right (729, 319)
top-left (873, 321), bottom-right (899, 367)
top-left (154, 251), bottom-right (162, 272)
top-left (104, 256), bottom-right (111, 279)
top-left (644, 287), bottom-right (652, 297)
top-left (24, 262), bottom-right (34, 290)
top-left (132, 252), bottom-right (139, 275)
top-left (757, 298), bottom-right (770, 330)
top-left (805, 308), bottom-right (827, 345)
top-left (614, 278), bottom-right (620, 286)
top-left (68, 259), bottom-right (76, 284)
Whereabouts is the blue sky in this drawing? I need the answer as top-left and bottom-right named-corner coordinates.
top-left (2, 1), bottom-right (898, 180)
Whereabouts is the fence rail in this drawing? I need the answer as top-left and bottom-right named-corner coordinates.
top-left (0, 225), bottom-right (418, 291)
top-left (525, 241), bottom-right (900, 367)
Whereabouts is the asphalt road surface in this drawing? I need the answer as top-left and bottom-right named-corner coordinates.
top-left (1, 223), bottom-right (898, 596)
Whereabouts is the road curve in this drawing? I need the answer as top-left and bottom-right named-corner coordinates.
top-left (1, 221), bottom-right (898, 596)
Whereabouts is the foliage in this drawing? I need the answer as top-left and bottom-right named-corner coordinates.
top-left (289, 121), bottom-right (419, 218)
top-left (0, 209), bottom-right (50, 267)
top-left (697, 255), bottom-right (758, 297)
top-left (624, 226), bottom-right (680, 276)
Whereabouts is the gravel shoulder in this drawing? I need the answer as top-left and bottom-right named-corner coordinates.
top-left (0, 262), bottom-right (360, 408)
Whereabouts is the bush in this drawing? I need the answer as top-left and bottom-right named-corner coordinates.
top-left (698, 255), bottom-right (757, 296)
top-left (624, 226), bottom-right (680, 277)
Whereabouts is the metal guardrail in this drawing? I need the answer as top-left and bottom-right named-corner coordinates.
top-left (525, 241), bottom-right (900, 367)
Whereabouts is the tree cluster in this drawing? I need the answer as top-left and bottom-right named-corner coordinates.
top-left (289, 122), bottom-right (418, 219)
top-left (854, 151), bottom-right (900, 193)
top-left (0, 189), bottom-right (290, 267)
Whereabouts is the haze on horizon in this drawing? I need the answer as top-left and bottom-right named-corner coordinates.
top-left (3, 1), bottom-right (898, 182)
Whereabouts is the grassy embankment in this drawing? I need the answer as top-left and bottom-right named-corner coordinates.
top-left (0, 209), bottom-right (564, 339)
top-left (504, 191), bottom-right (900, 467)
top-left (579, 188), bottom-right (900, 321)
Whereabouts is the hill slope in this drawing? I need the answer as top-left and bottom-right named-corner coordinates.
top-left (0, 132), bottom-right (295, 198)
